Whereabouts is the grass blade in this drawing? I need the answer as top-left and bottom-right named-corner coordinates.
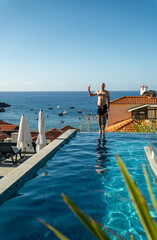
top-left (143, 165), bottom-right (157, 214)
top-left (91, 220), bottom-right (111, 240)
top-left (62, 193), bottom-right (110, 240)
top-left (115, 154), bottom-right (157, 240)
top-left (98, 222), bottom-right (126, 240)
top-left (130, 233), bottom-right (134, 240)
top-left (37, 218), bottom-right (69, 240)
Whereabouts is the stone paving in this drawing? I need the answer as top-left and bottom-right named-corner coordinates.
top-left (0, 153), bottom-right (33, 178)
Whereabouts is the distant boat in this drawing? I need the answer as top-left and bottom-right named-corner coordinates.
top-left (58, 112), bottom-right (63, 116)
top-left (78, 110), bottom-right (82, 113)
top-left (30, 109), bottom-right (34, 111)
top-left (63, 111), bottom-right (67, 114)
top-left (57, 106), bottom-right (61, 108)
top-left (60, 120), bottom-right (64, 123)
top-left (69, 106), bottom-right (75, 109)
top-left (48, 107), bottom-right (53, 110)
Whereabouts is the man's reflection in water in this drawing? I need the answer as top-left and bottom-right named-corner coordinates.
top-left (95, 134), bottom-right (109, 175)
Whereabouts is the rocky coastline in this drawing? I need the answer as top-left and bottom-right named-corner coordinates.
top-left (0, 102), bottom-right (11, 112)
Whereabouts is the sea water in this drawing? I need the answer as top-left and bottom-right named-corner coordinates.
top-left (0, 91), bottom-right (140, 132)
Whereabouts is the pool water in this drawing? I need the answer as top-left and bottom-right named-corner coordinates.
top-left (0, 132), bottom-right (157, 240)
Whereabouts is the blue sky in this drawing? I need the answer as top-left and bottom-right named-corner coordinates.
top-left (0, 0), bottom-right (157, 91)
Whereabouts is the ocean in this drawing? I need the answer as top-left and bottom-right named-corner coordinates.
top-left (0, 91), bottom-right (140, 132)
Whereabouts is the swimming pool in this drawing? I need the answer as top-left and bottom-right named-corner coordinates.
top-left (0, 132), bottom-right (157, 240)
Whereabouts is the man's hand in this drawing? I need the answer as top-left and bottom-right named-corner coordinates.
top-left (88, 85), bottom-right (97, 97)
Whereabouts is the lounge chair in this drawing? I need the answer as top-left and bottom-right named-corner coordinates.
top-left (0, 153), bottom-right (3, 162)
top-left (0, 143), bottom-right (23, 164)
top-left (32, 142), bottom-right (36, 153)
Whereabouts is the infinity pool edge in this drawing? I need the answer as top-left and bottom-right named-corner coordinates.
top-left (0, 129), bottom-right (76, 205)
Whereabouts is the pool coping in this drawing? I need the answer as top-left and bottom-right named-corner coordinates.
top-left (144, 146), bottom-right (157, 177)
top-left (0, 129), bottom-right (76, 205)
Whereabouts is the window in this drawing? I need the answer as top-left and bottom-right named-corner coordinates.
top-left (132, 107), bottom-right (157, 120)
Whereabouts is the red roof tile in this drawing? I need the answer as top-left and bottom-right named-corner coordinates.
top-left (0, 131), bottom-right (11, 141)
top-left (45, 128), bottom-right (63, 142)
top-left (105, 118), bottom-right (157, 132)
top-left (0, 120), bottom-right (14, 125)
top-left (60, 125), bottom-right (80, 132)
top-left (110, 96), bottom-right (157, 104)
top-left (105, 118), bottom-right (134, 132)
top-left (0, 120), bottom-right (18, 132)
top-left (32, 128), bottom-right (63, 142)
top-left (31, 131), bottom-right (38, 141)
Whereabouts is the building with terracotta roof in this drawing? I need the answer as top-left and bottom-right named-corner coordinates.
top-left (44, 128), bottom-right (63, 142)
top-left (108, 96), bottom-right (157, 126)
top-left (32, 128), bottom-right (63, 142)
top-left (0, 131), bottom-right (11, 142)
top-left (30, 131), bottom-right (39, 140)
top-left (106, 118), bottom-right (157, 133)
top-left (60, 125), bottom-right (80, 132)
top-left (0, 120), bottom-right (19, 136)
top-left (0, 120), bottom-right (19, 131)
top-left (106, 118), bottom-right (140, 132)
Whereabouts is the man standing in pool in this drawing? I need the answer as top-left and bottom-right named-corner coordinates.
top-left (88, 83), bottom-right (110, 134)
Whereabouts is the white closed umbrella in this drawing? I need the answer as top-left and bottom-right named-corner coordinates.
top-left (36, 109), bottom-right (46, 152)
top-left (17, 114), bottom-right (33, 152)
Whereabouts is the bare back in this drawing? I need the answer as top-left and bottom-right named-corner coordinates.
top-left (96, 90), bottom-right (109, 106)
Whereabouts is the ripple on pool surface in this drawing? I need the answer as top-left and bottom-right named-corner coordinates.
top-left (0, 132), bottom-right (157, 240)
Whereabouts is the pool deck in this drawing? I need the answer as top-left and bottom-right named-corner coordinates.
top-left (0, 129), bottom-right (76, 205)
top-left (0, 154), bottom-right (33, 178)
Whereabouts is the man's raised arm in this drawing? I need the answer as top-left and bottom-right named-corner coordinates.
top-left (88, 85), bottom-right (97, 97)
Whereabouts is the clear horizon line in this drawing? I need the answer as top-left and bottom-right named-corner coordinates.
top-left (0, 90), bottom-right (141, 92)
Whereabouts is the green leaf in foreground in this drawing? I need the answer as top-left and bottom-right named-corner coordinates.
top-left (62, 193), bottom-right (110, 240)
top-left (130, 233), bottom-right (134, 240)
top-left (37, 218), bottom-right (69, 240)
top-left (116, 154), bottom-right (157, 240)
top-left (143, 165), bottom-right (157, 215)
